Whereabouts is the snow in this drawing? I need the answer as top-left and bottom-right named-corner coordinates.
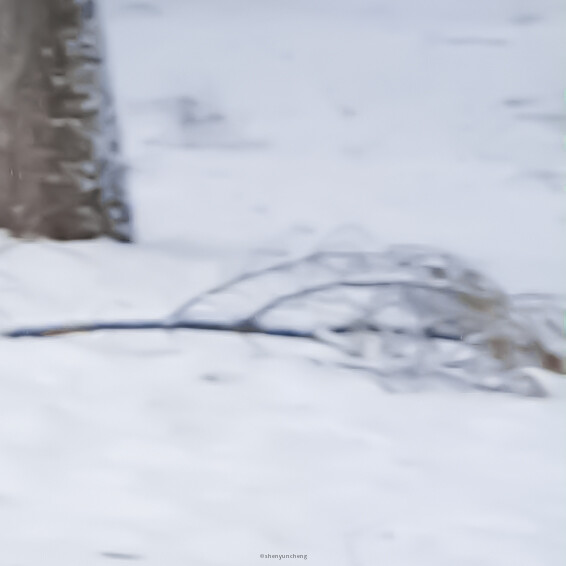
top-left (0, 0), bottom-right (564, 564)
top-left (0, 333), bottom-right (565, 565)
top-left (105, 0), bottom-right (564, 294)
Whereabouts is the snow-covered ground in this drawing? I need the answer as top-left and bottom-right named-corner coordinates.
top-left (0, 0), bottom-right (564, 564)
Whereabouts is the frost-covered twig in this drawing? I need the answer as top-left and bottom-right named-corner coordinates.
top-left (2, 246), bottom-right (563, 390)
top-left (167, 250), bottom-right (385, 322)
top-left (246, 279), bottom-right (460, 323)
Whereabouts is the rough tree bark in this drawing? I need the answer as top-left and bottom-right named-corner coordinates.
top-left (0, 0), bottom-right (132, 241)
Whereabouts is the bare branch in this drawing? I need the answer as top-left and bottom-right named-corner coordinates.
top-left (167, 250), bottom-right (376, 321)
top-left (245, 279), bottom-right (460, 324)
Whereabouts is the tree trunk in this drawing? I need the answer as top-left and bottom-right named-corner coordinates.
top-left (0, 0), bottom-right (132, 241)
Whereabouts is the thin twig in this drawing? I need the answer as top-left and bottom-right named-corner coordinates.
top-left (245, 279), bottom-right (459, 323)
top-left (166, 250), bottom-right (385, 321)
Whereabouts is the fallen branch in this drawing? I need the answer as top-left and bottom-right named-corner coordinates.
top-left (1, 246), bottom-right (562, 383)
top-left (2, 317), bottom-right (463, 342)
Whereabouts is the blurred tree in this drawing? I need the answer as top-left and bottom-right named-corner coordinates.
top-left (0, 0), bottom-right (132, 241)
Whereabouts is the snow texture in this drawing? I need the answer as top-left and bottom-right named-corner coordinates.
top-left (0, 0), bottom-right (564, 564)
